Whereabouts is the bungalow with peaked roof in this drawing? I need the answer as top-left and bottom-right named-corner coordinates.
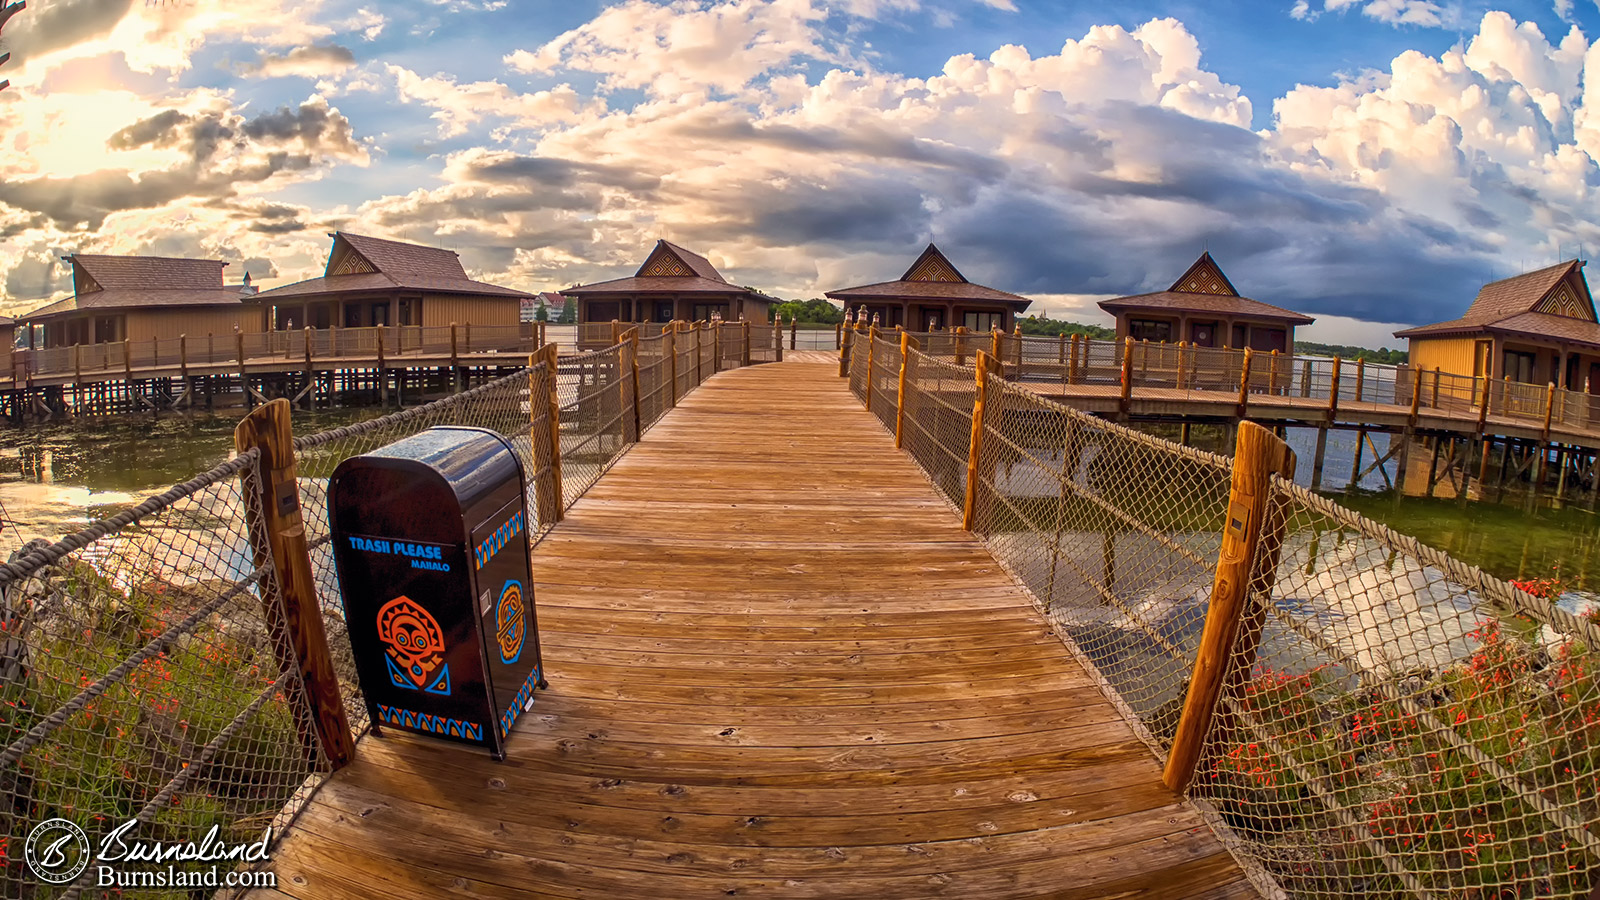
top-left (21, 254), bottom-right (256, 349)
top-left (825, 244), bottom-right (1032, 332)
top-left (1395, 260), bottom-right (1599, 392)
top-left (562, 241), bottom-right (774, 324)
top-left (249, 232), bottom-right (531, 331)
top-left (1098, 253), bottom-right (1313, 353)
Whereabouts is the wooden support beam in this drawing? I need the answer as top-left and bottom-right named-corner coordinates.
top-left (1164, 421), bottom-right (1295, 792)
top-left (1068, 334), bottom-right (1081, 385)
top-left (235, 399), bottom-right (355, 772)
top-left (790, 316), bottom-right (797, 351)
top-left (1351, 427), bottom-right (1366, 488)
top-left (838, 323), bottom-right (852, 378)
top-left (1311, 425), bottom-right (1329, 491)
top-left (1477, 374), bottom-right (1491, 435)
top-left (1354, 357), bottom-right (1365, 404)
top-left (963, 350), bottom-right (1000, 532)
top-left (742, 319), bottom-right (751, 367)
top-left (954, 326), bottom-right (968, 367)
top-left (1543, 381), bottom-right (1557, 441)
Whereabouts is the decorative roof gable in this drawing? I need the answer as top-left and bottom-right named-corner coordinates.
top-left (634, 241), bottom-right (729, 283)
top-left (900, 244), bottom-right (968, 284)
top-left (327, 238), bottom-right (378, 276)
top-left (1531, 266), bottom-right (1596, 322)
top-left (1168, 252), bottom-right (1240, 297)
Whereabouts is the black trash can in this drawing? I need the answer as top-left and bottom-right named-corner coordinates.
top-left (328, 426), bottom-right (545, 760)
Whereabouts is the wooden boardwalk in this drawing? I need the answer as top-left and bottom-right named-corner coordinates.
top-left (257, 360), bottom-right (1254, 899)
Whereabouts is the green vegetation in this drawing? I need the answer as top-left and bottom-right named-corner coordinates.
top-left (557, 298), bottom-right (577, 324)
top-left (1, 558), bottom-right (304, 896)
top-left (1018, 315), bottom-right (1116, 339)
top-left (769, 298), bottom-right (844, 325)
top-left (1295, 340), bottom-right (1407, 364)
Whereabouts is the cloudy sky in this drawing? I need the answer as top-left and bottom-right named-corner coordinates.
top-left (2, 0), bottom-right (1600, 348)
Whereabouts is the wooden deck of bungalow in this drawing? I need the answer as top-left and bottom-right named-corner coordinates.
top-left (253, 359), bottom-right (1255, 899)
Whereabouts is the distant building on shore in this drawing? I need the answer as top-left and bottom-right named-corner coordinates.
top-left (1097, 253), bottom-right (1313, 353)
top-left (22, 254), bottom-right (255, 349)
top-left (1395, 259), bottom-right (1598, 390)
top-left (250, 232), bottom-right (530, 331)
top-left (825, 244), bottom-right (1031, 332)
top-left (563, 241), bottom-right (774, 324)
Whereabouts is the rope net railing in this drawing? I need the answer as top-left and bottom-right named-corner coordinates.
top-left (837, 329), bottom-right (1600, 440)
top-left (857, 337), bottom-right (1600, 898)
top-left (1190, 477), bottom-right (1600, 898)
top-left (0, 327), bottom-right (758, 897)
top-left (0, 449), bottom-right (324, 899)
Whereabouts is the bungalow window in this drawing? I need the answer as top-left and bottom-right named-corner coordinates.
top-left (92, 315), bottom-right (124, 344)
top-left (964, 311), bottom-right (1004, 333)
top-left (1128, 318), bottom-right (1172, 343)
top-left (654, 301), bottom-right (674, 322)
top-left (398, 297), bottom-right (422, 327)
top-left (1504, 350), bottom-right (1536, 384)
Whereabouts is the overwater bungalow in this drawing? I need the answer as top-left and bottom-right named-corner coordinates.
top-left (250, 232), bottom-right (531, 331)
top-left (562, 240), bottom-right (774, 324)
top-left (1395, 259), bottom-right (1599, 392)
top-left (1097, 252), bottom-right (1312, 352)
top-left (825, 244), bottom-right (1032, 331)
top-left (20, 254), bottom-right (256, 349)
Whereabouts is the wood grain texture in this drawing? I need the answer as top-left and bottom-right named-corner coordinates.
top-left (254, 361), bottom-right (1253, 900)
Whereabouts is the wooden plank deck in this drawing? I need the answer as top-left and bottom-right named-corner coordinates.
top-left (256, 360), bottom-right (1255, 899)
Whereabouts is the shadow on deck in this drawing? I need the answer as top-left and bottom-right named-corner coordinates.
top-left (255, 361), bottom-right (1254, 899)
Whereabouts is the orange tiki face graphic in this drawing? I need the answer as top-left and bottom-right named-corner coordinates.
top-left (377, 596), bottom-right (451, 695)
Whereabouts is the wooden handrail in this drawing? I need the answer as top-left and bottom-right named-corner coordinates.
top-left (962, 350), bottom-right (1000, 532)
top-left (895, 332), bottom-right (918, 450)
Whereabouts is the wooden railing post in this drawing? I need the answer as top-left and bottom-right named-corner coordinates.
top-left (1543, 381), bottom-right (1557, 440)
top-left (302, 326), bottom-right (313, 389)
top-left (790, 316), bottom-right (797, 351)
top-left (611, 319), bottom-right (621, 347)
top-left (376, 327), bottom-right (388, 405)
top-left (125, 338), bottom-right (135, 382)
top-left (774, 318), bottom-right (783, 363)
top-left (1012, 324), bottom-right (1022, 374)
top-left (1477, 373), bottom-right (1491, 433)
top-left (835, 322), bottom-right (842, 351)
top-left (666, 322), bottom-right (678, 407)
top-left (1408, 366), bottom-right (1422, 424)
top-left (1119, 337), bottom-right (1134, 415)
top-left (235, 399), bottom-right (355, 771)
top-left (896, 332), bottom-right (918, 449)
top-left (991, 328), bottom-right (1003, 374)
top-left (627, 327), bottom-right (642, 441)
top-left (1353, 357), bottom-right (1365, 404)
top-left (1068, 334), bottom-right (1081, 385)
top-left (742, 319), bottom-right (751, 366)
top-left (864, 326), bottom-right (878, 412)
top-left (954, 326), bottom-right (968, 367)
top-left (179, 334), bottom-right (189, 381)
top-left (529, 344), bottom-right (564, 524)
top-left (1163, 421), bottom-right (1295, 792)
top-left (1236, 347), bottom-right (1254, 419)
top-left (1268, 349), bottom-right (1280, 396)
top-left (1328, 356), bottom-right (1341, 415)
top-left (962, 350), bottom-right (1000, 532)
top-left (450, 322), bottom-right (459, 368)
top-left (234, 331), bottom-right (249, 408)
top-left (695, 323), bottom-right (704, 384)
top-left (1058, 332), bottom-right (1066, 370)
top-left (713, 323), bottom-right (722, 374)
top-left (838, 324), bottom-right (852, 378)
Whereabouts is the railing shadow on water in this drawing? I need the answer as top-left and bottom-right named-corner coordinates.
top-left (847, 325), bottom-right (1600, 900)
top-left (0, 321), bottom-right (753, 899)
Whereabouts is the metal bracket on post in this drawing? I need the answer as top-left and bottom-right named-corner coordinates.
top-left (234, 399), bottom-right (355, 771)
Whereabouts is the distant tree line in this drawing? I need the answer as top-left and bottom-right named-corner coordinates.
top-left (1294, 341), bottom-right (1407, 365)
top-left (1018, 316), bottom-right (1116, 339)
top-left (769, 298), bottom-right (845, 325)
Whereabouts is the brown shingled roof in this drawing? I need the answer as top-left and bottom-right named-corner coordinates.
top-left (639, 241), bottom-right (727, 283)
top-left (1395, 261), bottom-right (1590, 339)
top-left (1098, 291), bottom-right (1314, 324)
top-left (826, 244), bottom-right (1033, 309)
top-left (69, 254), bottom-right (226, 293)
top-left (251, 232), bottom-right (530, 301)
top-left (566, 241), bottom-right (770, 300)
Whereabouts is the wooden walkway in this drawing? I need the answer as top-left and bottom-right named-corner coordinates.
top-left (257, 360), bottom-right (1254, 899)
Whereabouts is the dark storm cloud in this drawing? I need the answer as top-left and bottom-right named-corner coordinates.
top-left (468, 155), bottom-right (661, 194)
top-left (683, 118), bottom-right (1010, 184)
top-left (240, 100), bottom-right (361, 156)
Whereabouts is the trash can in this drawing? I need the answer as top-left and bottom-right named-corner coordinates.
top-left (328, 426), bottom-right (545, 760)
